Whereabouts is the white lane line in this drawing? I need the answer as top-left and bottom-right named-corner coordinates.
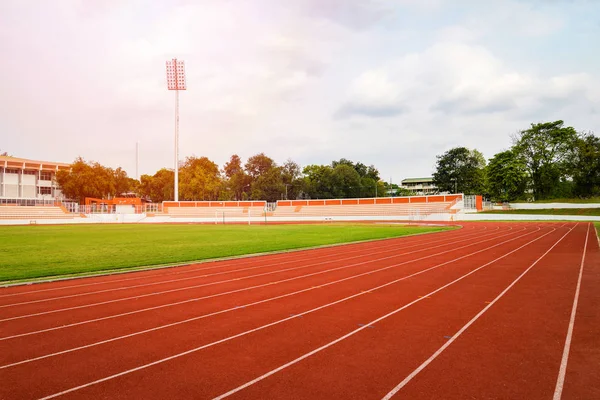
top-left (0, 227), bottom-right (477, 298)
top-left (553, 223), bottom-right (590, 400)
top-left (0, 227), bottom-right (524, 338)
top-left (0, 227), bottom-right (513, 322)
top-left (36, 226), bottom-right (550, 400)
top-left (211, 225), bottom-right (560, 399)
top-left (380, 225), bottom-right (576, 400)
top-left (1, 227), bottom-right (540, 367)
top-left (0, 227), bottom-right (493, 307)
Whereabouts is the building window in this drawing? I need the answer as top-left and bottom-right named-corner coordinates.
top-left (5, 168), bottom-right (19, 174)
top-left (38, 187), bottom-right (52, 195)
top-left (40, 171), bottom-right (52, 181)
top-left (23, 170), bottom-right (36, 175)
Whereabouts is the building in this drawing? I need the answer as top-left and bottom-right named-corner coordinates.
top-left (400, 177), bottom-right (438, 195)
top-left (0, 156), bottom-right (70, 203)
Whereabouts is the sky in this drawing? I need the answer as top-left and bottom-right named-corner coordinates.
top-left (1, 0), bottom-right (599, 182)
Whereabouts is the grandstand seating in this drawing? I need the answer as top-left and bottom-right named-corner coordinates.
top-left (161, 196), bottom-right (460, 220)
top-left (163, 201), bottom-right (266, 219)
top-left (272, 203), bottom-right (454, 218)
top-left (272, 195), bottom-right (460, 218)
top-left (167, 206), bottom-right (266, 218)
top-left (0, 206), bottom-right (74, 219)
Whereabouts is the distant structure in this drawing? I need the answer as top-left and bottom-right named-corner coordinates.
top-left (0, 156), bottom-right (69, 203)
top-left (400, 177), bottom-right (438, 195)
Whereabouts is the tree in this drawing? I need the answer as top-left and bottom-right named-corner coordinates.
top-left (245, 153), bottom-right (276, 179)
top-left (302, 164), bottom-right (335, 199)
top-left (281, 159), bottom-right (302, 200)
top-left (331, 164), bottom-right (361, 198)
top-left (56, 157), bottom-right (127, 203)
top-left (486, 150), bottom-right (528, 202)
top-left (245, 153), bottom-right (285, 201)
top-left (139, 168), bottom-right (174, 203)
top-left (222, 154), bottom-right (250, 200)
top-left (250, 167), bottom-right (284, 202)
top-left (433, 147), bottom-right (486, 194)
top-left (179, 156), bottom-right (222, 201)
top-left (512, 120), bottom-right (578, 200)
top-left (569, 132), bottom-right (600, 197)
top-left (113, 167), bottom-right (132, 196)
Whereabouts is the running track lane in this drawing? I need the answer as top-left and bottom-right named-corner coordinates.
top-left (214, 223), bottom-right (596, 400)
top-left (0, 225), bottom-right (512, 335)
top-left (1, 223), bottom-right (596, 395)
top-left (0, 225), bottom-right (532, 365)
top-left (0, 223), bottom-right (577, 399)
top-left (0, 224), bottom-right (541, 376)
top-left (0, 224), bottom-right (493, 314)
top-left (0, 224), bottom-right (478, 299)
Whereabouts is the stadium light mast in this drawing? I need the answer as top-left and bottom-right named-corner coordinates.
top-left (165, 58), bottom-right (187, 201)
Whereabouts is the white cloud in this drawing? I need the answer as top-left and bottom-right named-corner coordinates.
top-left (0, 0), bottom-right (598, 183)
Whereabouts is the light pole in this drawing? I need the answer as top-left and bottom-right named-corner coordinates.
top-left (165, 58), bottom-right (187, 201)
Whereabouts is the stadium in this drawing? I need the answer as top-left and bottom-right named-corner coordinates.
top-left (2, 1), bottom-right (599, 399)
top-left (0, 153), bottom-right (598, 400)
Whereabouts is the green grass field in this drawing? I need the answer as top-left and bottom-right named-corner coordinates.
top-left (0, 223), bottom-right (450, 283)
top-left (529, 197), bottom-right (600, 204)
top-left (478, 208), bottom-right (600, 216)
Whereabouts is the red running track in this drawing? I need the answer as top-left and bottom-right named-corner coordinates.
top-left (0, 222), bottom-right (598, 399)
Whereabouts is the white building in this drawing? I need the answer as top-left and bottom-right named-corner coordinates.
top-left (400, 177), bottom-right (438, 195)
top-left (0, 156), bottom-right (70, 204)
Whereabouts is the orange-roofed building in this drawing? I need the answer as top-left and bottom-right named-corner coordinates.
top-left (0, 156), bottom-right (70, 203)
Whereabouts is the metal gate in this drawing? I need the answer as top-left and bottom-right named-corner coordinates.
top-left (464, 195), bottom-right (477, 210)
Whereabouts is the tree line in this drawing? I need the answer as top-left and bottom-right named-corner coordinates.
top-left (54, 119), bottom-right (599, 204)
top-left (433, 120), bottom-right (600, 201)
top-left (56, 154), bottom-right (398, 203)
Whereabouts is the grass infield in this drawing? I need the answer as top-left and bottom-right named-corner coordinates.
top-left (0, 223), bottom-right (451, 283)
top-left (529, 197), bottom-right (600, 204)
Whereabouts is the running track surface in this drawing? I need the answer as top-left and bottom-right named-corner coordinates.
top-left (1, 222), bottom-right (599, 400)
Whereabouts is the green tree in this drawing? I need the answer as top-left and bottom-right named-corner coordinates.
top-left (512, 120), bottom-right (578, 200)
top-left (250, 167), bottom-right (284, 202)
top-left (139, 168), bottom-right (174, 202)
top-left (56, 157), bottom-right (123, 203)
top-left (222, 154), bottom-right (250, 200)
top-left (302, 164), bottom-right (335, 199)
top-left (569, 132), bottom-right (600, 197)
top-left (331, 164), bottom-right (361, 198)
top-left (245, 153), bottom-right (285, 201)
top-left (179, 156), bottom-right (222, 201)
top-left (281, 159), bottom-right (302, 200)
top-left (486, 150), bottom-right (528, 202)
top-left (433, 147), bottom-right (486, 194)
top-left (245, 153), bottom-right (276, 179)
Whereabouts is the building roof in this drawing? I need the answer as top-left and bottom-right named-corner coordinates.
top-left (0, 155), bottom-right (70, 170)
top-left (401, 177), bottom-right (434, 184)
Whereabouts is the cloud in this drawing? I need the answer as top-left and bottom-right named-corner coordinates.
top-left (0, 0), bottom-right (598, 184)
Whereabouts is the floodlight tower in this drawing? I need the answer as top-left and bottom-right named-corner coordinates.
top-left (165, 58), bottom-right (187, 201)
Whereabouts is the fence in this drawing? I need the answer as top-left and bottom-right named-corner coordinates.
top-left (76, 203), bottom-right (163, 214)
top-left (0, 198), bottom-right (59, 206)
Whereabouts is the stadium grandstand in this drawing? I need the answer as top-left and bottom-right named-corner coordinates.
top-left (0, 155), bottom-right (483, 224)
top-left (0, 156), bottom-right (75, 222)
